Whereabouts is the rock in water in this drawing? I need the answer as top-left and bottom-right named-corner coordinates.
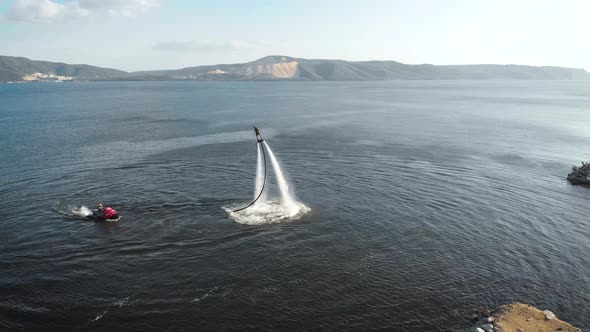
top-left (567, 162), bottom-right (590, 186)
top-left (543, 310), bottom-right (556, 320)
top-left (481, 323), bottom-right (494, 332)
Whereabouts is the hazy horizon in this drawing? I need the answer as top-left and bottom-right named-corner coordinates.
top-left (1, 0), bottom-right (589, 71)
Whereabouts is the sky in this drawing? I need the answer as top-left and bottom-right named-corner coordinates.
top-left (0, 0), bottom-right (589, 72)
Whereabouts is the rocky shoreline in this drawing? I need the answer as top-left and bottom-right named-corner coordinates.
top-left (461, 303), bottom-right (581, 332)
top-left (567, 162), bottom-right (590, 186)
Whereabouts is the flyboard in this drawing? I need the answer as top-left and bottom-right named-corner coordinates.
top-left (233, 125), bottom-right (267, 212)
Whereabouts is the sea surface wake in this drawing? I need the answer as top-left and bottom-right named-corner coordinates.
top-left (53, 203), bottom-right (93, 217)
top-left (225, 141), bottom-right (309, 224)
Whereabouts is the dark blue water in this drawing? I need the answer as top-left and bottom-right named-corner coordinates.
top-left (1, 81), bottom-right (589, 331)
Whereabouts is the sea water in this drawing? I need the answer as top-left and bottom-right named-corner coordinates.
top-left (1, 80), bottom-right (590, 330)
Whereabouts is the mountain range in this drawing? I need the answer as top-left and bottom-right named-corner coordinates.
top-left (1, 55), bottom-right (589, 82)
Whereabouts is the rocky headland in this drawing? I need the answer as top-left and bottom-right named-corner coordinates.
top-left (463, 303), bottom-right (581, 332)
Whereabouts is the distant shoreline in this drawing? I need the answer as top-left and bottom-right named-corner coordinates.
top-left (4, 78), bottom-right (590, 85)
top-left (2, 55), bottom-right (590, 83)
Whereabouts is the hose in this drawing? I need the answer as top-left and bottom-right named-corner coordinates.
top-left (233, 140), bottom-right (267, 212)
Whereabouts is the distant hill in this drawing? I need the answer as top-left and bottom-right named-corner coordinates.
top-left (0, 56), bottom-right (126, 82)
top-left (1, 55), bottom-right (589, 82)
top-left (128, 56), bottom-right (590, 80)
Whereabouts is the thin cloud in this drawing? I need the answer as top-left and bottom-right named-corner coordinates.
top-left (77, 0), bottom-right (158, 17)
top-left (5, 0), bottom-right (158, 22)
top-left (152, 40), bottom-right (264, 53)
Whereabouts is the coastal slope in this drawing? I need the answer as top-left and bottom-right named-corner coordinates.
top-left (1, 55), bottom-right (589, 82)
top-left (0, 56), bottom-right (126, 82)
top-left (130, 55), bottom-right (590, 81)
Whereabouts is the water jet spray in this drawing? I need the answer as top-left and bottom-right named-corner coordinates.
top-left (227, 126), bottom-right (309, 223)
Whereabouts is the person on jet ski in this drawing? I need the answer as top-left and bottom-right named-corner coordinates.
top-left (254, 126), bottom-right (263, 142)
top-left (94, 203), bottom-right (119, 220)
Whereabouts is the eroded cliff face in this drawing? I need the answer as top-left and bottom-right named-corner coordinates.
top-left (201, 56), bottom-right (299, 79)
top-left (243, 58), bottom-right (299, 78)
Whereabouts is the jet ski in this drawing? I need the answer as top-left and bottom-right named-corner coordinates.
top-left (87, 211), bottom-right (121, 222)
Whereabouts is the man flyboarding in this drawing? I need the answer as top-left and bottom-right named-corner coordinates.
top-left (254, 125), bottom-right (263, 142)
top-left (232, 126), bottom-right (266, 213)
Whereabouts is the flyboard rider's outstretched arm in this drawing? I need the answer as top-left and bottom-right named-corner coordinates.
top-left (254, 125), bottom-right (263, 142)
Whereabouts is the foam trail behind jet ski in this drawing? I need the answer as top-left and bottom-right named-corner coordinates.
top-left (54, 203), bottom-right (93, 217)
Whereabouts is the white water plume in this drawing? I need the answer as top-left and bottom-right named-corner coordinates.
top-left (225, 141), bottom-right (309, 225)
top-left (74, 205), bottom-right (93, 217)
top-left (254, 143), bottom-right (267, 204)
top-left (263, 141), bottom-right (296, 209)
top-left (226, 199), bottom-right (309, 225)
